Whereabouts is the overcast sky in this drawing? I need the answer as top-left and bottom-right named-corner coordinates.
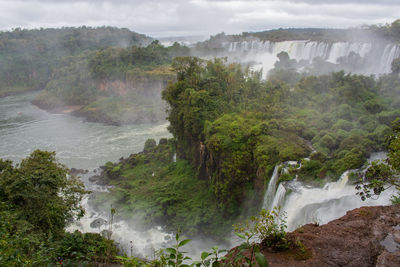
top-left (0, 0), bottom-right (398, 38)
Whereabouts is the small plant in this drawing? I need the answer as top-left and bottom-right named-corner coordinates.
top-left (164, 232), bottom-right (192, 267)
top-left (230, 208), bottom-right (294, 266)
top-left (116, 254), bottom-right (149, 267)
top-left (194, 246), bottom-right (227, 267)
top-left (293, 238), bottom-right (311, 260)
top-left (235, 207), bottom-right (288, 251)
top-left (231, 232), bottom-right (268, 267)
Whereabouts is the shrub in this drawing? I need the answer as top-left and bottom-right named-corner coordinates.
top-left (363, 99), bottom-right (383, 114)
top-left (235, 207), bottom-right (289, 251)
top-left (144, 138), bottom-right (157, 152)
top-left (277, 173), bottom-right (296, 185)
top-left (298, 160), bottom-right (323, 181)
top-left (332, 119), bottom-right (353, 131)
top-left (320, 134), bottom-right (336, 150)
top-left (337, 103), bottom-right (353, 120)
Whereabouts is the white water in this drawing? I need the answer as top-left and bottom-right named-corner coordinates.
top-left (67, 194), bottom-right (173, 257)
top-left (222, 40), bottom-right (400, 76)
top-left (270, 183), bottom-right (287, 210)
top-left (263, 153), bottom-right (395, 231)
top-left (262, 165), bottom-right (280, 209)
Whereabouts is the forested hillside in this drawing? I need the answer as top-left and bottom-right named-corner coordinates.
top-left (93, 56), bottom-right (400, 238)
top-left (0, 26), bottom-right (151, 97)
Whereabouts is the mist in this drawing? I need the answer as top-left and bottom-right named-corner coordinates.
top-left (191, 28), bottom-right (400, 79)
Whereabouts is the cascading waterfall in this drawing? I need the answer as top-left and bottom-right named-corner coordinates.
top-left (262, 165), bottom-right (280, 209)
top-left (378, 44), bottom-right (400, 73)
top-left (262, 161), bottom-right (297, 210)
top-left (222, 40), bottom-right (400, 76)
top-left (262, 153), bottom-right (395, 231)
top-left (270, 183), bottom-right (287, 210)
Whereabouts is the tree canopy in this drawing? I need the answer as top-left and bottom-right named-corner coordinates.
top-left (0, 150), bottom-right (87, 237)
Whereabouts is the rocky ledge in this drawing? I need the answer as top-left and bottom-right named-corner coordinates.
top-left (230, 205), bottom-right (400, 266)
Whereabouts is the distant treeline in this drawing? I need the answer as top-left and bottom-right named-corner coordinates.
top-left (0, 26), bottom-right (152, 97)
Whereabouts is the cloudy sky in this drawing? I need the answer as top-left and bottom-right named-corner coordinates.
top-left (0, 0), bottom-right (398, 37)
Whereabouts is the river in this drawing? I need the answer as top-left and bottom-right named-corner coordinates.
top-left (0, 92), bottom-right (171, 169)
top-left (0, 92), bottom-right (175, 256)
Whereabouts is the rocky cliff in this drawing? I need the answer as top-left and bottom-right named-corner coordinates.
top-left (230, 205), bottom-right (400, 267)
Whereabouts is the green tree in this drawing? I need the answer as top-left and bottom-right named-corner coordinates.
top-left (356, 120), bottom-right (400, 202)
top-left (0, 150), bottom-right (88, 237)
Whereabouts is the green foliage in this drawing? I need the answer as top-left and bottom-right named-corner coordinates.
top-left (235, 207), bottom-right (289, 251)
top-left (55, 231), bottom-right (117, 265)
top-left (356, 120), bottom-right (400, 202)
top-left (277, 173), bottom-right (296, 185)
top-left (116, 255), bottom-right (149, 267)
top-left (0, 26), bottom-right (151, 97)
top-left (93, 140), bottom-right (229, 237)
top-left (0, 150), bottom-right (88, 237)
top-left (1, 28), bottom-right (188, 125)
top-left (194, 246), bottom-right (228, 267)
top-left (86, 56), bottom-right (399, 244)
top-left (33, 42), bottom-right (186, 125)
top-left (144, 138), bottom-right (157, 152)
top-left (89, 41), bottom-right (188, 80)
top-left (158, 56), bottom-right (400, 232)
top-left (0, 151), bottom-right (117, 266)
top-left (162, 233), bottom-right (193, 267)
top-left (298, 160), bottom-right (324, 182)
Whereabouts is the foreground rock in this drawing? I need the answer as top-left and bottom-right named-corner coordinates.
top-left (229, 205), bottom-right (400, 266)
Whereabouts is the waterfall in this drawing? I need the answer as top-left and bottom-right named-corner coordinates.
top-left (323, 170), bottom-right (350, 191)
top-left (262, 165), bottom-right (280, 209)
top-left (260, 152), bottom-right (393, 231)
top-left (282, 168), bottom-right (394, 231)
top-left (378, 44), bottom-right (400, 73)
top-left (262, 161), bottom-right (299, 210)
top-left (222, 40), bottom-right (399, 76)
top-left (270, 183), bottom-right (287, 210)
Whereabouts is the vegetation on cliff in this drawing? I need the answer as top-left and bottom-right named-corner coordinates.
top-left (94, 56), bottom-right (400, 238)
top-left (33, 41), bottom-right (189, 124)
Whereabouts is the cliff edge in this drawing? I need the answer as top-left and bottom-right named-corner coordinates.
top-left (231, 205), bottom-right (400, 266)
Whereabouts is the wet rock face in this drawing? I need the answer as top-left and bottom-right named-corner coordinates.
top-left (70, 168), bottom-right (89, 175)
top-left (90, 218), bottom-right (108, 229)
top-left (229, 205), bottom-right (400, 267)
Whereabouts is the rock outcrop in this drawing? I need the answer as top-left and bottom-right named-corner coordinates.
top-left (230, 205), bottom-right (400, 266)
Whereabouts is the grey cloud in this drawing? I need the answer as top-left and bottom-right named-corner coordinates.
top-left (0, 0), bottom-right (398, 37)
